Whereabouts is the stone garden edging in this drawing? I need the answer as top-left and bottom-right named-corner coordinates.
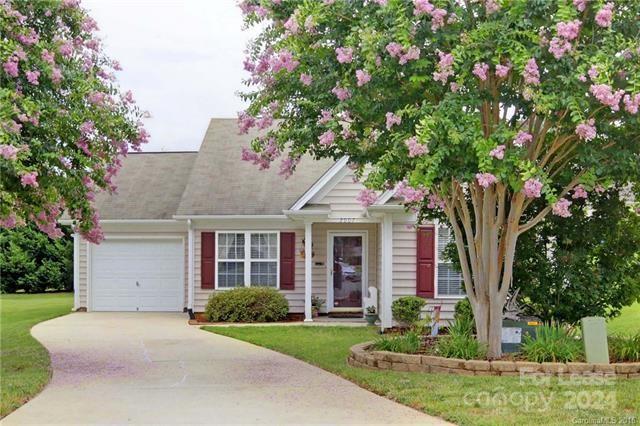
top-left (347, 342), bottom-right (640, 379)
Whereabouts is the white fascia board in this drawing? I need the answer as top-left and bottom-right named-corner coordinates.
top-left (374, 190), bottom-right (396, 205)
top-left (173, 215), bottom-right (288, 220)
top-left (289, 156), bottom-right (349, 211)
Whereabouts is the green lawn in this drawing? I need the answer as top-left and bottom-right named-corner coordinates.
top-left (204, 326), bottom-right (639, 426)
top-left (608, 303), bottom-right (640, 336)
top-left (0, 293), bottom-right (73, 418)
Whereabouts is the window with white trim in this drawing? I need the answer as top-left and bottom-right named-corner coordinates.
top-left (437, 227), bottom-right (465, 297)
top-left (216, 232), bottom-right (278, 288)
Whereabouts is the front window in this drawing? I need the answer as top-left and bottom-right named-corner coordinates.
top-left (216, 232), bottom-right (278, 288)
top-left (437, 227), bottom-right (465, 297)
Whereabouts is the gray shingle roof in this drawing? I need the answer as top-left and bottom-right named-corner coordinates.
top-left (94, 152), bottom-right (197, 219)
top-left (175, 118), bottom-right (335, 216)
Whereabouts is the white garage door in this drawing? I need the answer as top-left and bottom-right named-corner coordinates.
top-left (91, 239), bottom-right (184, 312)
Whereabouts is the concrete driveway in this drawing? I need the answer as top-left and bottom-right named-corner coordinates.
top-left (4, 313), bottom-right (448, 425)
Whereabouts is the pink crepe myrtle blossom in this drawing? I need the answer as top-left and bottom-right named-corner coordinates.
top-left (3, 57), bottom-right (19, 77)
top-left (271, 50), bottom-right (299, 73)
top-left (476, 172), bottom-right (497, 188)
top-left (495, 63), bottom-right (511, 78)
top-left (623, 94), bottom-right (640, 114)
top-left (595, 184), bottom-right (606, 194)
top-left (17, 29), bottom-right (39, 46)
top-left (20, 171), bottom-right (38, 188)
top-left (51, 67), bottom-right (63, 84)
top-left (405, 136), bottom-right (428, 157)
top-left (485, 0), bottom-right (500, 14)
top-left (413, 0), bottom-right (434, 16)
top-left (299, 73), bottom-right (313, 86)
top-left (398, 46), bottom-right (420, 64)
top-left (472, 62), bottom-right (489, 81)
top-left (575, 119), bottom-right (597, 141)
top-left (429, 8), bottom-right (447, 31)
top-left (589, 84), bottom-right (624, 111)
top-left (385, 42), bottom-right (403, 58)
top-left (256, 111), bottom-right (273, 130)
top-left (557, 20), bottom-right (581, 41)
top-left (523, 58), bottom-right (540, 85)
top-left (279, 156), bottom-right (299, 179)
top-left (41, 49), bottom-right (55, 64)
top-left (25, 70), bottom-right (40, 85)
top-left (433, 51), bottom-right (454, 84)
top-left (373, 0), bottom-right (388, 5)
top-left (427, 193), bottom-right (445, 210)
top-left (81, 16), bottom-right (99, 32)
top-left (356, 188), bottom-right (378, 207)
top-left (0, 214), bottom-right (18, 229)
top-left (331, 85), bottom-right (351, 101)
top-left (88, 91), bottom-right (106, 106)
top-left (0, 144), bottom-right (18, 160)
top-left (573, 0), bottom-right (587, 12)
top-left (241, 138), bottom-right (280, 170)
top-left (572, 185), bottom-right (588, 199)
top-left (595, 3), bottom-right (614, 28)
top-left (552, 198), bottom-right (572, 217)
top-left (513, 131), bottom-right (533, 147)
top-left (489, 145), bottom-right (506, 159)
top-left (318, 109), bottom-right (333, 125)
top-left (385, 112), bottom-right (401, 130)
top-left (355, 69), bottom-right (371, 86)
top-left (318, 129), bottom-right (336, 146)
top-left (237, 111), bottom-right (255, 134)
top-left (578, 74), bottom-right (587, 82)
top-left (80, 120), bottom-right (95, 136)
top-left (394, 180), bottom-right (427, 203)
top-left (549, 37), bottom-right (572, 59)
top-left (335, 47), bottom-right (354, 64)
top-left (450, 82), bottom-right (459, 92)
top-left (587, 66), bottom-right (599, 80)
top-left (58, 40), bottom-right (73, 57)
top-left (522, 178), bottom-right (543, 198)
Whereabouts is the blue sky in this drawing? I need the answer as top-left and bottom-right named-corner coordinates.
top-left (84, 0), bottom-right (255, 151)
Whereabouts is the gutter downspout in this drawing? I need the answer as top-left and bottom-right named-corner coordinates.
top-left (187, 219), bottom-right (195, 319)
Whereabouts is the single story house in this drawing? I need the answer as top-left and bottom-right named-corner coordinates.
top-left (70, 118), bottom-right (464, 327)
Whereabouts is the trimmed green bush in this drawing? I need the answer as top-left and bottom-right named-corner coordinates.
top-left (454, 298), bottom-right (474, 324)
top-left (372, 331), bottom-right (421, 354)
top-left (521, 325), bottom-right (583, 363)
top-left (391, 296), bottom-right (426, 326)
top-left (205, 287), bottom-right (288, 322)
top-left (609, 333), bottom-right (640, 362)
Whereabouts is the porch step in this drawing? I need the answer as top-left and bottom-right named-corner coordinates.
top-left (327, 312), bottom-right (364, 319)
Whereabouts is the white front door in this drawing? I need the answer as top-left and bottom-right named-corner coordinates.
top-left (91, 238), bottom-right (184, 312)
top-left (327, 232), bottom-right (367, 310)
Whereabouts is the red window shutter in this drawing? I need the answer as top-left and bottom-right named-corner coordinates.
top-left (201, 232), bottom-right (215, 289)
top-left (416, 227), bottom-right (435, 298)
top-left (280, 232), bottom-right (296, 290)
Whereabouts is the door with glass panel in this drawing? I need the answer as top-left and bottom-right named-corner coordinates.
top-left (329, 233), bottom-right (366, 309)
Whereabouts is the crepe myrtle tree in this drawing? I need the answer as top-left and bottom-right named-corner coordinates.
top-left (0, 0), bottom-right (147, 244)
top-left (237, 0), bottom-right (640, 357)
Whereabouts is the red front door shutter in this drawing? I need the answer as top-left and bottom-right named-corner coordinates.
top-left (280, 232), bottom-right (296, 290)
top-left (416, 227), bottom-right (435, 298)
top-left (201, 232), bottom-right (215, 289)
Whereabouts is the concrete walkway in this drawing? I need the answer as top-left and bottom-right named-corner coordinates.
top-left (4, 313), bottom-right (449, 425)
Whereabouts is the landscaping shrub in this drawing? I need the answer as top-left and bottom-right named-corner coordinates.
top-left (521, 324), bottom-right (583, 363)
top-left (372, 331), bottom-right (421, 354)
top-left (609, 333), bottom-right (640, 362)
top-left (434, 317), bottom-right (486, 360)
top-left (205, 287), bottom-right (288, 322)
top-left (454, 298), bottom-right (474, 323)
top-left (391, 296), bottom-right (426, 326)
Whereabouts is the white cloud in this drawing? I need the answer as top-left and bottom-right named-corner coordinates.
top-left (83, 0), bottom-right (256, 151)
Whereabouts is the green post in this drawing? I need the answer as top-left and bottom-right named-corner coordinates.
top-left (581, 316), bottom-right (609, 364)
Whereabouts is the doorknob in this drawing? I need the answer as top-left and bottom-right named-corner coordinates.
top-left (136, 281), bottom-right (140, 287)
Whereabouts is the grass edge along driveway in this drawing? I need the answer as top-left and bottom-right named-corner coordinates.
top-left (0, 293), bottom-right (73, 418)
top-left (204, 326), bottom-right (639, 426)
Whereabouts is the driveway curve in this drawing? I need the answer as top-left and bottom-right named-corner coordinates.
top-left (4, 313), bottom-right (448, 425)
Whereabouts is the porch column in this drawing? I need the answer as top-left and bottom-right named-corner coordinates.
top-left (304, 221), bottom-right (313, 322)
top-left (73, 233), bottom-right (80, 311)
top-left (187, 219), bottom-right (194, 311)
top-left (380, 214), bottom-right (393, 330)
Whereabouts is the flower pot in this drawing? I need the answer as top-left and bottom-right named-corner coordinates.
top-left (312, 308), bottom-right (319, 318)
top-left (365, 313), bottom-right (378, 326)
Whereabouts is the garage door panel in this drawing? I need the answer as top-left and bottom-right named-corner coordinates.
top-left (91, 239), bottom-right (183, 312)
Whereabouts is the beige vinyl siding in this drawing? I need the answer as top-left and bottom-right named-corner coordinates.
top-left (76, 232), bottom-right (188, 311)
top-left (390, 220), bottom-right (457, 322)
top-left (194, 223), bottom-right (379, 313)
top-left (316, 171), bottom-right (367, 218)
